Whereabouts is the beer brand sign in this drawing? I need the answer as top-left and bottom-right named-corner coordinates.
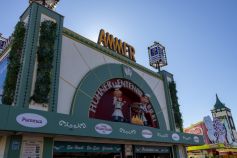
top-left (16, 113), bottom-right (47, 128)
top-left (142, 129), bottom-right (153, 138)
top-left (97, 29), bottom-right (136, 61)
top-left (95, 123), bottom-right (113, 135)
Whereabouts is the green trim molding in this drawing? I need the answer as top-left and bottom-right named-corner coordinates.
top-left (0, 104), bottom-right (204, 145)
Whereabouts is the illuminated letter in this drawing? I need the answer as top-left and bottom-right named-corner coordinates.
top-left (123, 42), bottom-right (128, 56)
top-left (97, 29), bottom-right (107, 47)
top-left (106, 32), bottom-right (115, 50)
top-left (128, 45), bottom-right (136, 61)
top-left (114, 37), bottom-right (124, 54)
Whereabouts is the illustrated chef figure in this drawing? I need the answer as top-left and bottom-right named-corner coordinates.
top-left (140, 93), bottom-right (150, 126)
top-left (112, 85), bottom-right (125, 122)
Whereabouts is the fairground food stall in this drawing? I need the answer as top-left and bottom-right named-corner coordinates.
top-left (0, 1), bottom-right (204, 158)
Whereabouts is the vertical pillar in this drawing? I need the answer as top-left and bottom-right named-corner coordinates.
top-left (160, 71), bottom-right (186, 158)
top-left (160, 70), bottom-right (176, 131)
top-left (15, 2), bottom-right (63, 112)
top-left (16, 3), bottom-right (41, 108)
top-left (43, 137), bottom-right (54, 158)
top-left (4, 135), bottom-right (22, 158)
top-left (172, 145), bottom-right (180, 158)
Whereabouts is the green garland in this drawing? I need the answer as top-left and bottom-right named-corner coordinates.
top-left (31, 20), bottom-right (57, 104)
top-left (2, 22), bottom-right (25, 105)
top-left (169, 81), bottom-right (183, 132)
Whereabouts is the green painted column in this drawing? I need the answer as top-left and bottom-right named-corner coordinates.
top-left (172, 145), bottom-right (179, 158)
top-left (160, 70), bottom-right (176, 131)
top-left (15, 2), bottom-right (63, 112)
top-left (16, 3), bottom-right (41, 108)
top-left (161, 71), bottom-right (183, 158)
top-left (4, 135), bottom-right (22, 158)
top-left (43, 137), bottom-right (54, 158)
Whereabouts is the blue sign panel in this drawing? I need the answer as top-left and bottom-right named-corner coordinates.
top-left (0, 56), bottom-right (8, 103)
top-left (150, 47), bottom-right (159, 63)
top-left (148, 42), bottom-right (168, 68)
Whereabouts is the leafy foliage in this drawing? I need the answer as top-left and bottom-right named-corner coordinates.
top-left (2, 22), bottom-right (25, 105)
top-left (169, 81), bottom-right (183, 132)
top-left (31, 20), bottom-right (57, 104)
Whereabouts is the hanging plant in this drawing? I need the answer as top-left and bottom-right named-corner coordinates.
top-left (169, 81), bottom-right (183, 132)
top-left (2, 22), bottom-right (25, 105)
top-left (31, 20), bottom-right (57, 104)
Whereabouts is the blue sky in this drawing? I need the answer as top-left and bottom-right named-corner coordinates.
top-left (1, 0), bottom-right (237, 128)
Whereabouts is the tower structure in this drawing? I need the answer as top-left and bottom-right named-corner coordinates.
top-left (211, 94), bottom-right (237, 141)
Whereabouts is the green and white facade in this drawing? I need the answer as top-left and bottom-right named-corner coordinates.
top-left (0, 3), bottom-right (204, 158)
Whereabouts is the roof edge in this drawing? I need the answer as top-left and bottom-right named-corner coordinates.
top-left (62, 27), bottom-right (164, 80)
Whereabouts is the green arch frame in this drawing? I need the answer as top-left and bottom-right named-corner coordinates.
top-left (71, 63), bottom-right (167, 130)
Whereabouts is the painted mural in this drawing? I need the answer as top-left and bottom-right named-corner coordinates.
top-left (89, 78), bottom-right (159, 128)
top-left (203, 116), bottom-right (237, 146)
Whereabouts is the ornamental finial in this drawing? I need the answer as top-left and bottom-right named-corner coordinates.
top-left (29, 0), bottom-right (59, 10)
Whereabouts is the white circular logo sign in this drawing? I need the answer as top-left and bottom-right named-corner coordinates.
top-left (16, 113), bottom-right (47, 128)
top-left (142, 129), bottom-right (153, 138)
top-left (95, 123), bottom-right (112, 135)
top-left (172, 133), bottom-right (180, 141)
top-left (194, 136), bottom-right (200, 143)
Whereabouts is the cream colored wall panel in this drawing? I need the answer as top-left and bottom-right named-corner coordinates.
top-left (103, 55), bottom-right (121, 64)
top-left (57, 78), bottom-right (75, 114)
top-left (73, 42), bottom-right (106, 70)
top-left (60, 36), bottom-right (90, 87)
top-left (59, 36), bottom-right (107, 114)
top-left (133, 68), bottom-right (170, 130)
top-left (142, 71), bottom-right (160, 91)
top-left (154, 81), bottom-right (170, 130)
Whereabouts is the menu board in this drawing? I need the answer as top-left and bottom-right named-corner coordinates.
top-left (21, 137), bottom-right (43, 158)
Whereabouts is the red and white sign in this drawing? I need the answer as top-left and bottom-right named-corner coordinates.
top-left (95, 123), bottom-right (113, 135)
top-left (186, 126), bottom-right (203, 135)
top-left (172, 133), bottom-right (180, 141)
top-left (142, 129), bottom-right (153, 138)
